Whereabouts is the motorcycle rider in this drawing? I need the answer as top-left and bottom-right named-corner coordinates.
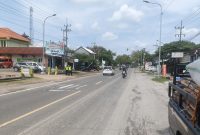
top-left (122, 65), bottom-right (127, 77)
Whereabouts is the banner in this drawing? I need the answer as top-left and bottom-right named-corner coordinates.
top-left (45, 42), bottom-right (64, 57)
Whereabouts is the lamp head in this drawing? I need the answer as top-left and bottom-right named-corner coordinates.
top-left (143, 0), bottom-right (150, 3)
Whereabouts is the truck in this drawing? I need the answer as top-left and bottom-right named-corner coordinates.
top-left (168, 64), bottom-right (200, 135)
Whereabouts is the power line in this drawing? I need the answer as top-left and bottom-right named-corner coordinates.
top-left (174, 7), bottom-right (200, 27)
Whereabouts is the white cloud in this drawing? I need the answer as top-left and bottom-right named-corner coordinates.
top-left (183, 28), bottom-right (199, 35)
top-left (133, 40), bottom-right (146, 48)
top-left (110, 4), bottom-right (144, 22)
top-left (102, 32), bottom-right (118, 40)
top-left (165, 0), bottom-right (199, 14)
top-left (74, 23), bottom-right (83, 31)
top-left (116, 23), bottom-right (129, 29)
top-left (91, 21), bottom-right (100, 30)
top-left (71, 0), bottom-right (102, 4)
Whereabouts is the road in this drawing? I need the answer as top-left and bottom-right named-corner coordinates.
top-left (0, 69), bottom-right (170, 135)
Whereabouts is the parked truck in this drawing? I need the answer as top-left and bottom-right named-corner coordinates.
top-left (168, 63), bottom-right (200, 135)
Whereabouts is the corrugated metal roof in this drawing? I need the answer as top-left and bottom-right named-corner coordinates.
top-left (75, 46), bottom-right (96, 54)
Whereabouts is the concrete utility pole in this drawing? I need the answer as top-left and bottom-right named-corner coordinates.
top-left (143, 0), bottom-right (163, 76)
top-left (143, 48), bottom-right (146, 70)
top-left (175, 20), bottom-right (185, 41)
top-left (29, 7), bottom-right (33, 45)
top-left (62, 19), bottom-right (71, 65)
top-left (42, 14), bottom-right (56, 67)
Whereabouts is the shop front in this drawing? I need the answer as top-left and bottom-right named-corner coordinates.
top-left (45, 42), bottom-right (64, 69)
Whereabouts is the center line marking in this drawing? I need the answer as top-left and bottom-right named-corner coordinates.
top-left (96, 81), bottom-right (103, 85)
top-left (0, 91), bottom-right (81, 128)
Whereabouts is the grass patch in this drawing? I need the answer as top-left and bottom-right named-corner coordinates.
top-left (152, 77), bottom-right (168, 83)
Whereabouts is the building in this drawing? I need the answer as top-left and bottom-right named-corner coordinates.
top-left (74, 46), bottom-right (96, 58)
top-left (74, 46), bottom-right (96, 70)
top-left (0, 28), bottom-right (75, 69)
top-left (0, 47), bottom-right (43, 65)
top-left (0, 28), bottom-right (30, 47)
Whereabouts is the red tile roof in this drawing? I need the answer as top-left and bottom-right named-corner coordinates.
top-left (0, 28), bottom-right (30, 42)
top-left (0, 47), bottom-right (43, 55)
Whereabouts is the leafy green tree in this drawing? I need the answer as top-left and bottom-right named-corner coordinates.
top-left (156, 41), bottom-right (196, 60)
top-left (115, 55), bottom-right (131, 65)
top-left (88, 45), bottom-right (116, 66)
top-left (131, 50), bottom-right (154, 65)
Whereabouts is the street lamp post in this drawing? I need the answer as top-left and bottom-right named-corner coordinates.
top-left (42, 14), bottom-right (56, 67)
top-left (143, 0), bottom-right (163, 76)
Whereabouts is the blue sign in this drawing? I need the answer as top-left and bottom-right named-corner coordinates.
top-left (45, 42), bottom-right (64, 56)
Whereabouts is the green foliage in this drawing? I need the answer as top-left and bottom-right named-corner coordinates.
top-left (74, 53), bottom-right (94, 63)
top-left (115, 54), bottom-right (131, 65)
top-left (88, 45), bottom-right (116, 66)
top-left (156, 41), bottom-right (196, 59)
top-left (152, 77), bottom-right (168, 83)
top-left (130, 50), bottom-right (154, 65)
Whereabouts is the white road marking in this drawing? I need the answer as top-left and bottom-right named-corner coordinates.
top-left (75, 85), bottom-right (87, 90)
top-left (67, 85), bottom-right (79, 89)
top-left (0, 91), bottom-right (81, 128)
top-left (96, 81), bottom-right (103, 85)
top-left (48, 89), bottom-right (65, 92)
top-left (0, 72), bottom-right (102, 97)
top-left (0, 80), bottom-right (72, 97)
top-left (59, 84), bottom-right (74, 89)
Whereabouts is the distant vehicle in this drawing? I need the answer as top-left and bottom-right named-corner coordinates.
top-left (13, 62), bottom-right (40, 72)
top-left (103, 66), bottom-right (114, 76)
top-left (122, 70), bottom-right (127, 78)
top-left (0, 56), bottom-right (13, 68)
top-left (119, 66), bottom-right (122, 70)
top-left (26, 62), bottom-right (45, 72)
top-left (13, 62), bottom-right (30, 71)
top-left (149, 66), bottom-right (157, 72)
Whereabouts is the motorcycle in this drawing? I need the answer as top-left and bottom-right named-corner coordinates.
top-left (122, 70), bottom-right (127, 78)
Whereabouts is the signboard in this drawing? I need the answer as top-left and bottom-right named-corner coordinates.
top-left (74, 59), bottom-right (79, 62)
top-left (172, 52), bottom-right (184, 58)
top-left (17, 57), bottom-right (37, 62)
top-left (45, 42), bottom-right (64, 56)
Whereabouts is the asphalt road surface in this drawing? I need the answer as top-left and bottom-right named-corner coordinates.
top-left (0, 69), bottom-right (170, 135)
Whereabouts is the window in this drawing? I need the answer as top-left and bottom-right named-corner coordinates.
top-left (0, 40), bottom-right (6, 47)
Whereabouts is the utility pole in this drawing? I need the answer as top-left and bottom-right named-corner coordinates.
top-left (62, 19), bottom-right (71, 66)
top-left (91, 42), bottom-right (97, 60)
top-left (175, 20), bottom-right (185, 41)
top-left (144, 49), bottom-right (146, 69)
top-left (29, 7), bottom-right (33, 45)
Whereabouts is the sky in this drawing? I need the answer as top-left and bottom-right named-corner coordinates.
top-left (1, 0), bottom-right (200, 55)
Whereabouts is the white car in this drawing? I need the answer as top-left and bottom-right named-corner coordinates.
top-left (26, 62), bottom-right (46, 72)
top-left (103, 66), bottom-right (115, 76)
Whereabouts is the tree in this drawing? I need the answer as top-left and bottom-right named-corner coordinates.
top-left (131, 50), bottom-right (154, 65)
top-left (73, 53), bottom-right (96, 70)
top-left (88, 45), bottom-right (116, 66)
top-left (156, 40), bottom-right (196, 60)
top-left (115, 55), bottom-right (131, 65)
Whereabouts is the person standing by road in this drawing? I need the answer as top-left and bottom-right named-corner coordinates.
top-left (65, 65), bottom-right (68, 75)
top-left (68, 65), bottom-right (72, 76)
